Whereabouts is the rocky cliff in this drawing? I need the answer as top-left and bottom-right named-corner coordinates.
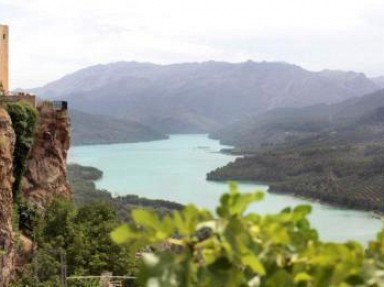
top-left (22, 103), bottom-right (71, 209)
top-left (0, 101), bottom-right (71, 286)
top-left (0, 108), bottom-right (15, 287)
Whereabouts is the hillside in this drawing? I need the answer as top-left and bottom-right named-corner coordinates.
top-left (29, 61), bottom-right (379, 133)
top-left (211, 89), bottom-right (384, 148)
top-left (69, 109), bottom-right (168, 145)
top-left (208, 89), bottom-right (384, 212)
top-left (371, 76), bottom-right (384, 88)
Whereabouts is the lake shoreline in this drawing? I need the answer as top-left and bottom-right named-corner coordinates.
top-left (69, 134), bottom-right (382, 243)
top-left (208, 177), bottom-right (383, 219)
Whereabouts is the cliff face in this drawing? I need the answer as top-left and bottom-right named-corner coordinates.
top-left (0, 108), bottom-right (15, 287)
top-left (22, 104), bottom-right (71, 209)
top-left (0, 102), bottom-right (71, 286)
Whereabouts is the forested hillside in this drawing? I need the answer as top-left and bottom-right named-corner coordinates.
top-left (211, 89), bottom-right (384, 148)
top-left (208, 89), bottom-right (384, 212)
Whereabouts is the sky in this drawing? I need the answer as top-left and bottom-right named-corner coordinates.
top-left (1, 0), bottom-right (384, 88)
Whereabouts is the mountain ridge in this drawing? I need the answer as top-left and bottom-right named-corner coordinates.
top-left (26, 61), bottom-right (380, 134)
top-left (69, 109), bottom-right (168, 145)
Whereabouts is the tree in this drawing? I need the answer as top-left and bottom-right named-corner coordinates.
top-left (25, 199), bottom-right (139, 286)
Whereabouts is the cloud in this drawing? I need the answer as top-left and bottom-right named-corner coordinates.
top-left (2, 0), bottom-right (384, 88)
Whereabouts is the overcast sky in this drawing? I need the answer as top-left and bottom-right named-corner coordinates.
top-left (1, 0), bottom-right (384, 88)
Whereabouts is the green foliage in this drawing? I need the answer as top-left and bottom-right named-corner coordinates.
top-left (112, 183), bottom-right (384, 287)
top-left (68, 164), bottom-right (103, 181)
top-left (18, 199), bottom-right (40, 237)
top-left (208, 142), bottom-right (384, 212)
top-left (5, 101), bottom-right (38, 200)
top-left (14, 199), bottom-right (140, 286)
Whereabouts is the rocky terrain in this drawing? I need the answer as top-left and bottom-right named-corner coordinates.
top-left (22, 103), bottom-right (71, 209)
top-left (0, 108), bottom-right (15, 287)
top-left (0, 101), bottom-right (71, 285)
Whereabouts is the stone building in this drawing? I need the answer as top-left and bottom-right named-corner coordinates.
top-left (0, 24), bottom-right (9, 94)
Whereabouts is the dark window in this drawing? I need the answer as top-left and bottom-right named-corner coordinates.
top-left (53, 101), bottom-right (68, 110)
top-left (2, 34), bottom-right (5, 40)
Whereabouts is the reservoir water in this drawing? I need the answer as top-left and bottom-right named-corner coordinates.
top-left (69, 134), bottom-right (382, 244)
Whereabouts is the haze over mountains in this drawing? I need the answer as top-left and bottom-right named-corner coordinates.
top-left (30, 61), bottom-right (381, 135)
top-left (69, 109), bottom-right (168, 145)
top-left (211, 89), bottom-right (384, 148)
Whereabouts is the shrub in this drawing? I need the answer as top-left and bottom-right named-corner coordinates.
top-left (112, 183), bottom-right (384, 287)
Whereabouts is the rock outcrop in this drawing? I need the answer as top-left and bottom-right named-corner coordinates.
top-left (22, 103), bottom-right (71, 209)
top-left (0, 107), bottom-right (15, 287)
top-left (0, 101), bottom-right (71, 286)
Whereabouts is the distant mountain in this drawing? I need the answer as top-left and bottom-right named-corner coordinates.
top-left (29, 61), bottom-right (380, 134)
top-left (371, 76), bottom-right (384, 88)
top-left (211, 89), bottom-right (384, 148)
top-left (70, 109), bottom-right (168, 145)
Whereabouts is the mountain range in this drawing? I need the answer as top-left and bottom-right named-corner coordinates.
top-left (29, 61), bottom-right (381, 134)
top-left (211, 88), bottom-right (384, 148)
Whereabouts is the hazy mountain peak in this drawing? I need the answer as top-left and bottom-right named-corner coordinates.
top-left (27, 61), bottom-right (380, 133)
top-left (370, 76), bottom-right (384, 88)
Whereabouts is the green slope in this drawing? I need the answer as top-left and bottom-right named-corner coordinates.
top-left (208, 89), bottom-right (384, 212)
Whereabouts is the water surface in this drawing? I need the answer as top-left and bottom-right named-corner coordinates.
top-left (69, 134), bottom-right (382, 244)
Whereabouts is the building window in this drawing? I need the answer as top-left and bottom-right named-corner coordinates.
top-left (2, 34), bottom-right (5, 40)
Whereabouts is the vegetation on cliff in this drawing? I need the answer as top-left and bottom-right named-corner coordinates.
top-left (5, 101), bottom-right (38, 200)
top-left (12, 163), bottom-right (184, 286)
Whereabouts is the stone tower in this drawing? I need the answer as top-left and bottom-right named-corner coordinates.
top-left (0, 25), bottom-right (9, 94)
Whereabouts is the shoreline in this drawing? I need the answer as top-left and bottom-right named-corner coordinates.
top-left (207, 177), bottom-right (384, 218)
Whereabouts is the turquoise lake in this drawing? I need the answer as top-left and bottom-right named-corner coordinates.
top-left (69, 134), bottom-right (382, 244)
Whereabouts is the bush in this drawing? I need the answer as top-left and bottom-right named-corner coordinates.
top-left (112, 183), bottom-right (384, 287)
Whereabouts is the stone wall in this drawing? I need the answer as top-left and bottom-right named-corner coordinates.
top-left (5, 94), bottom-right (36, 106)
top-left (0, 25), bottom-right (9, 94)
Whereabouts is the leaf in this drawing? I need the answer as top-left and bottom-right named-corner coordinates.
top-left (293, 205), bottom-right (312, 216)
top-left (242, 254), bottom-right (266, 276)
top-left (294, 272), bottom-right (313, 283)
top-left (110, 224), bottom-right (131, 244)
top-left (132, 209), bottom-right (160, 230)
top-left (265, 270), bottom-right (294, 287)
